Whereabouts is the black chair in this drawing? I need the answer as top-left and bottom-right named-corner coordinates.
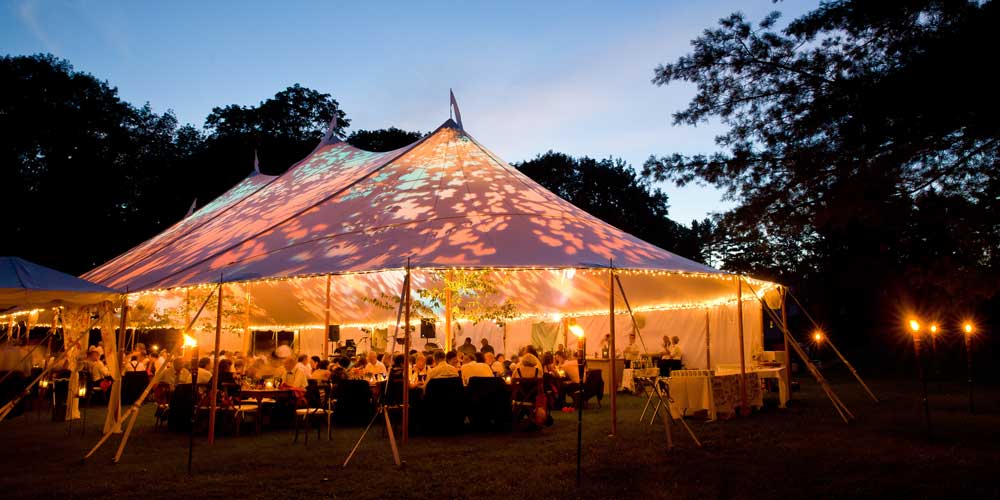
top-left (294, 383), bottom-right (334, 443)
top-left (466, 377), bottom-right (511, 432)
top-left (510, 377), bottom-right (544, 430)
top-left (332, 379), bottom-right (374, 426)
top-left (580, 369), bottom-right (605, 408)
top-left (167, 383), bottom-right (195, 432)
top-left (422, 377), bottom-right (465, 434)
top-left (121, 371), bottom-right (150, 406)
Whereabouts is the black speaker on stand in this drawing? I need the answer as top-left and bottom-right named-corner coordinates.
top-left (328, 325), bottom-right (340, 342)
top-left (420, 318), bottom-right (435, 339)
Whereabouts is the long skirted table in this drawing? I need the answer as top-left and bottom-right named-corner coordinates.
top-left (667, 370), bottom-right (765, 420)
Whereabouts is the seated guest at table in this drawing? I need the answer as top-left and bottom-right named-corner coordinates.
top-left (310, 355), bottom-right (321, 373)
top-left (350, 357), bottom-right (368, 378)
top-left (512, 352), bottom-right (542, 379)
top-left (311, 360), bottom-right (332, 382)
top-left (461, 352), bottom-right (494, 386)
top-left (247, 357), bottom-right (267, 379)
top-left (484, 352), bottom-right (500, 375)
top-left (491, 353), bottom-right (506, 376)
top-left (163, 360), bottom-right (191, 388)
top-left (364, 351), bottom-right (387, 378)
top-left (296, 354), bottom-right (312, 377)
top-left (561, 355), bottom-right (581, 385)
top-left (410, 354), bottom-right (429, 387)
top-left (426, 350), bottom-right (459, 383)
top-left (330, 357), bottom-right (349, 383)
top-left (541, 352), bottom-right (557, 376)
top-left (446, 350), bottom-right (462, 369)
top-left (217, 358), bottom-right (237, 385)
top-left (85, 347), bottom-right (110, 382)
top-left (233, 359), bottom-right (246, 378)
top-left (282, 356), bottom-right (308, 388)
top-left (275, 341), bottom-right (293, 359)
top-left (388, 354), bottom-right (406, 382)
top-left (196, 357), bottom-right (213, 384)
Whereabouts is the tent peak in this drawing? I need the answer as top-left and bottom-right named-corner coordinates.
top-left (318, 104), bottom-right (343, 147)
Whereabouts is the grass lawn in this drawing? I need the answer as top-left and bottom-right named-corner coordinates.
top-left (1, 367), bottom-right (998, 499)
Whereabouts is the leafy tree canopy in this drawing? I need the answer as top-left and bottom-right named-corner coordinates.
top-left (347, 127), bottom-right (424, 152)
top-left (643, 1), bottom-right (999, 333)
top-left (517, 151), bottom-right (707, 262)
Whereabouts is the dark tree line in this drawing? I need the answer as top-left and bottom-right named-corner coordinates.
top-left (645, 0), bottom-right (999, 359)
top-left (0, 54), bottom-right (699, 278)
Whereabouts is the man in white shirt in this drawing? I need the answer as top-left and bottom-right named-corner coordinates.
top-left (426, 350), bottom-right (459, 383)
top-left (196, 357), bottom-right (213, 384)
top-left (282, 357), bottom-right (308, 388)
top-left (163, 360), bottom-right (192, 387)
top-left (461, 352), bottom-right (494, 386)
top-left (669, 336), bottom-right (682, 365)
top-left (296, 354), bottom-right (312, 377)
top-left (85, 347), bottom-right (110, 382)
top-left (364, 351), bottom-right (387, 378)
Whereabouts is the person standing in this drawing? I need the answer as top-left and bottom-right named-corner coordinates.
top-left (458, 337), bottom-right (477, 358)
top-left (479, 338), bottom-right (495, 354)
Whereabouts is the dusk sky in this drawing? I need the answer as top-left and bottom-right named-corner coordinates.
top-left (2, 0), bottom-right (814, 225)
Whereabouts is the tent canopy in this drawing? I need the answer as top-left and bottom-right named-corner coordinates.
top-left (1, 256), bottom-right (119, 313)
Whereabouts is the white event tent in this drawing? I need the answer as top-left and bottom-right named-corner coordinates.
top-left (83, 117), bottom-right (781, 371)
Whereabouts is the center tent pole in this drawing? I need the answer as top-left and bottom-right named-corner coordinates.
top-left (208, 275), bottom-right (224, 445)
top-left (445, 270), bottom-right (453, 352)
top-left (323, 275), bottom-right (332, 358)
top-left (402, 260), bottom-right (412, 444)
top-left (735, 276), bottom-right (749, 414)
top-left (608, 259), bottom-right (617, 436)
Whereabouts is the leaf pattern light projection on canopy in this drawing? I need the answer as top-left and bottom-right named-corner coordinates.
top-left (87, 119), bottom-right (724, 297)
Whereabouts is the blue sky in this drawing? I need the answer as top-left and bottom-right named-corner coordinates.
top-left (2, 0), bottom-right (816, 224)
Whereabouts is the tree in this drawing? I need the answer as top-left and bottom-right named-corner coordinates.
top-left (517, 151), bottom-right (705, 262)
top-left (644, 1), bottom-right (999, 345)
top-left (347, 127), bottom-right (424, 152)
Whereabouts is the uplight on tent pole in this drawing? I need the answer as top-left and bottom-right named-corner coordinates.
top-left (909, 318), bottom-right (931, 441)
top-left (963, 322), bottom-right (975, 413)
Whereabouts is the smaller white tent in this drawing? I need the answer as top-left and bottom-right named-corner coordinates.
top-left (0, 256), bottom-right (118, 313)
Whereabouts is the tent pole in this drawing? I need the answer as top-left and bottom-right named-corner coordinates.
top-left (115, 295), bottom-right (129, 426)
top-left (208, 276), bottom-right (224, 445)
top-left (613, 275), bottom-right (649, 353)
top-left (787, 291), bottom-right (878, 403)
top-left (402, 260), bottom-right (411, 444)
top-left (742, 280), bottom-right (853, 423)
top-left (780, 287), bottom-right (791, 402)
top-left (323, 275), bottom-right (332, 358)
top-left (735, 276), bottom-right (749, 414)
top-left (244, 282), bottom-right (253, 356)
top-left (445, 270), bottom-right (453, 352)
top-left (608, 259), bottom-right (617, 436)
top-left (705, 310), bottom-right (711, 370)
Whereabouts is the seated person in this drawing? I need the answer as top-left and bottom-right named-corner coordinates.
top-left (310, 360), bottom-right (332, 382)
top-left (196, 357), bottom-right (213, 384)
top-left (281, 356), bottom-right (308, 389)
top-left (85, 347), bottom-right (110, 382)
top-left (461, 352), bottom-right (494, 386)
top-left (409, 354), bottom-right (429, 387)
top-left (512, 352), bottom-right (542, 379)
top-left (426, 350), bottom-right (459, 383)
top-left (296, 354), bottom-right (313, 377)
top-left (217, 358), bottom-right (237, 385)
top-left (163, 360), bottom-right (191, 388)
top-left (329, 356), bottom-right (350, 383)
top-left (364, 351), bottom-right (387, 378)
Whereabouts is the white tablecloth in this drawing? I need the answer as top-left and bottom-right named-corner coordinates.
top-left (669, 372), bottom-right (763, 420)
top-left (620, 367), bottom-right (659, 393)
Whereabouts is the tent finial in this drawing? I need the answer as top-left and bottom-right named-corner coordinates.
top-left (449, 89), bottom-right (463, 129)
top-left (253, 149), bottom-right (261, 174)
top-left (322, 103), bottom-right (339, 143)
top-left (185, 199), bottom-right (197, 218)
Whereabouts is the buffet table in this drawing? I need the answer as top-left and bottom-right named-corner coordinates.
top-left (668, 370), bottom-right (763, 420)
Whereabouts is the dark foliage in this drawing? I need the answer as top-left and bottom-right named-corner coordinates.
top-left (516, 151), bottom-right (706, 262)
top-left (644, 1), bottom-right (999, 347)
top-left (347, 127), bottom-right (424, 152)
